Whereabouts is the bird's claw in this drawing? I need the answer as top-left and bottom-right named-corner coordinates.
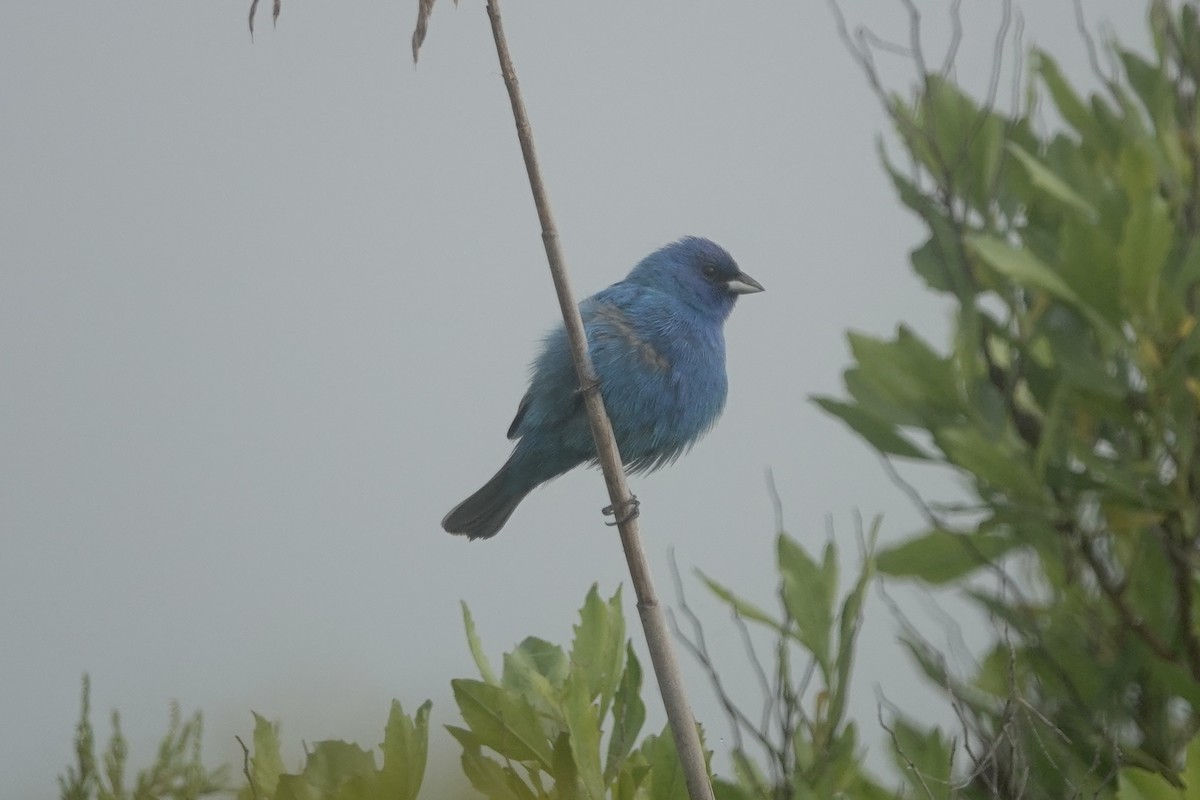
top-left (602, 495), bottom-right (640, 526)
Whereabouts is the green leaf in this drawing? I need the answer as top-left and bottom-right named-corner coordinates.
top-left (1034, 307), bottom-right (1126, 399)
top-left (888, 718), bottom-right (952, 800)
top-left (303, 741), bottom-right (376, 795)
top-left (552, 733), bottom-right (581, 800)
top-left (1119, 193), bottom-right (1173, 320)
top-left (639, 729), bottom-right (688, 800)
top-left (273, 774), bottom-right (316, 800)
top-left (877, 527), bottom-right (1021, 584)
top-left (1183, 734), bottom-right (1200, 798)
top-left (880, 142), bottom-right (934, 216)
top-left (936, 426), bottom-right (1045, 503)
top-left (968, 229), bottom-right (1125, 346)
top-left (563, 673), bottom-right (604, 800)
top-left (908, 214), bottom-right (975, 297)
top-left (503, 637), bottom-right (568, 691)
top-left (503, 637), bottom-right (569, 724)
top-left (697, 573), bottom-right (783, 633)
top-left (452, 679), bottom-right (554, 769)
top-left (613, 757), bottom-right (651, 800)
top-left (247, 713), bottom-right (285, 799)
top-left (1120, 49), bottom-right (1172, 127)
top-left (778, 534), bottom-right (834, 675)
top-left (847, 327), bottom-right (960, 420)
top-left (812, 397), bottom-right (931, 460)
top-left (968, 234), bottom-right (1079, 299)
top-left (1006, 143), bottom-right (1099, 219)
top-left (453, 733), bottom-right (536, 800)
top-left (712, 778), bottom-right (753, 800)
top-left (829, 525), bottom-right (876, 730)
top-left (729, 750), bottom-right (771, 799)
top-left (844, 366), bottom-right (926, 428)
top-left (462, 602), bottom-right (499, 686)
top-left (1036, 50), bottom-right (1098, 141)
top-left (605, 644), bottom-right (645, 783)
top-left (570, 585), bottom-right (625, 721)
top-left (378, 700), bottom-right (430, 800)
top-left (1119, 766), bottom-right (1187, 800)
top-left (1056, 218), bottom-right (1123, 330)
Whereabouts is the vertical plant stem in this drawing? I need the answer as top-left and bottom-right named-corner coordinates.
top-left (483, 2), bottom-right (713, 798)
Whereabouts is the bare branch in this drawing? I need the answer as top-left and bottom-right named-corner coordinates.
top-left (482, 3), bottom-right (712, 797)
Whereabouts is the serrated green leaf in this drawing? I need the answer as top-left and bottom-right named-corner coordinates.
top-left (813, 396), bottom-right (931, 459)
top-left (570, 585), bottom-right (625, 722)
top-left (877, 528), bottom-right (1021, 584)
top-left (605, 644), bottom-right (645, 783)
top-left (452, 679), bottom-right (554, 769)
top-left (462, 602), bottom-right (499, 686)
top-left (563, 673), bottom-right (604, 800)
top-left (378, 700), bottom-right (430, 800)
top-left (247, 713), bottom-right (285, 799)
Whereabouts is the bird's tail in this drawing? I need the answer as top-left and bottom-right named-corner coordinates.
top-left (442, 460), bottom-right (530, 540)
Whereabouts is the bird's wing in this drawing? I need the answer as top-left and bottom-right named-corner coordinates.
top-left (505, 294), bottom-right (625, 442)
top-left (506, 393), bottom-right (530, 440)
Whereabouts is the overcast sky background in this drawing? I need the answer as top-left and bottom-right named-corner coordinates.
top-left (2, 1), bottom-right (1146, 796)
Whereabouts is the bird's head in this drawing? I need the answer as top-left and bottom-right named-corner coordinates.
top-left (627, 236), bottom-right (764, 321)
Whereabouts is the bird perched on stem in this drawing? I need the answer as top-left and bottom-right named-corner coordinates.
top-left (442, 236), bottom-right (763, 539)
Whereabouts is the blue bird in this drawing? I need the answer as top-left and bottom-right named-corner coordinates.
top-left (442, 236), bottom-right (763, 539)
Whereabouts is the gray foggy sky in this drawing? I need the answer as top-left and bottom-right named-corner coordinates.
top-left (2, 1), bottom-right (1144, 796)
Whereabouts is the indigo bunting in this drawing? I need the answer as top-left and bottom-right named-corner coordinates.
top-left (442, 236), bottom-right (763, 539)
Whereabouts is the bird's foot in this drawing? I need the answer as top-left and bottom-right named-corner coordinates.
top-left (602, 495), bottom-right (640, 527)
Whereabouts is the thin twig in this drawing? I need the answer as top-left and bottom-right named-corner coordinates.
top-left (1075, 526), bottom-right (1176, 661)
top-left (235, 736), bottom-right (259, 800)
top-left (483, 3), bottom-right (712, 797)
top-left (1163, 519), bottom-right (1200, 679)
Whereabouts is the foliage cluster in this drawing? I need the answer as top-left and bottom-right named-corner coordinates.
top-left (816, 0), bottom-right (1200, 796)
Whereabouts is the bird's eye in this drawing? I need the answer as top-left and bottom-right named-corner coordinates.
top-left (702, 265), bottom-right (717, 279)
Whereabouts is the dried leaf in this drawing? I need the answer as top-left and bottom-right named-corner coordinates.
top-left (412, 0), bottom-right (438, 63)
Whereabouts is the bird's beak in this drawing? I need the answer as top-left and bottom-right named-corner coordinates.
top-left (725, 272), bottom-right (764, 295)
